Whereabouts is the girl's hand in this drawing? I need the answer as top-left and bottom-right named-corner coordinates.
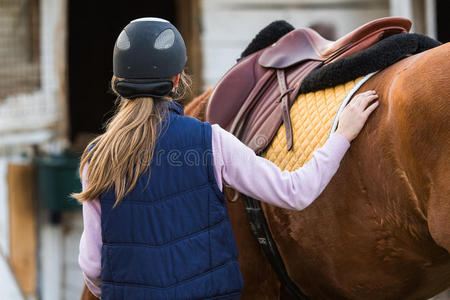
top-left (335, 90), bottom-right (379, 142)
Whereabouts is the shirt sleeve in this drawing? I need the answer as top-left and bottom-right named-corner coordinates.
top-left (210, 124), bottom-right (350, 210)
top-left (78, 164), bottom-right (102, 298)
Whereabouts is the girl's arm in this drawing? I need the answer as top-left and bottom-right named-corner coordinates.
top-left (211, 90), bottom-right (378, 209)
top-left (79, 165), bottom-right (102, 298)
top-left (211, 124), bottom-right (349, 210)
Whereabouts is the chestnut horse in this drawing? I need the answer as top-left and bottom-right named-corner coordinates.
top-left (186, 43), bottom-right (450, 299)
top-left (81, 44), bottom-right (449, 299)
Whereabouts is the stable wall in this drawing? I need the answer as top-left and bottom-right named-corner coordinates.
top-left (200, 0), bottom-right (391, 89)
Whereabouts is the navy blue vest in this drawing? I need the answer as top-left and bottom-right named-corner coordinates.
top-left (99, 101), bottom-right (243, 299)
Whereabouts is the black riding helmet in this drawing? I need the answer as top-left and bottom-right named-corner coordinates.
top-left (113, 17), bottom-right (187, 99)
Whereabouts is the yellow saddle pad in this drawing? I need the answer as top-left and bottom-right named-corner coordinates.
top-left (262, 77), bottom-right (363, 171)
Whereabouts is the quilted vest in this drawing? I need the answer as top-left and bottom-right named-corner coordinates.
top-left (99, 101), bottom-right (243, 300)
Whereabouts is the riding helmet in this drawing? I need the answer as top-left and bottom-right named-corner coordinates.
top-left (113, 17), bottom-right (187, 99)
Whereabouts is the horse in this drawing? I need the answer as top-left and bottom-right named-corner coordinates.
top-left (80, 44), bottom-right (449, 300)
top-left (185, 43), bottom-right (450, 300)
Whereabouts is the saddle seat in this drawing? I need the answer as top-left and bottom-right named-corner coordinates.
top-left (205, 17), bottom-right (411, 153)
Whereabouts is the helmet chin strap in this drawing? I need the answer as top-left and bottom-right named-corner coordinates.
top-left (114, 79), bottom-right (174, 99)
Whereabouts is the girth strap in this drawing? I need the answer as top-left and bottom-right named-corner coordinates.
top-left (243, 195), bottom-right (309, 300)
top-left (276, 69), bottom-right (294, 151)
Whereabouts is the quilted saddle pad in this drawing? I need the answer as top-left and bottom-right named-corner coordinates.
top-left (262, 77), bottom-right (363, 171)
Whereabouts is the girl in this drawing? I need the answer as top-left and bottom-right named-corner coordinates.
top-left (74, 17), bottom-right (379, 300)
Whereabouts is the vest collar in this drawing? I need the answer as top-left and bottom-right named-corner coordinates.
top-left (167, 100), bottom-right (184, 115)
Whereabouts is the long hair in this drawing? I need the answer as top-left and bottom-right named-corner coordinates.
top-left (72, 71), bottom-right (191, 207)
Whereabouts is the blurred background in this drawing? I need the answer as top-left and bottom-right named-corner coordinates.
top-left (0, 0), bottom-right (448, 299)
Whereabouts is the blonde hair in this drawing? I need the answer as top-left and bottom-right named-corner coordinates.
top-left (72, 71), bottom-right (191, 207)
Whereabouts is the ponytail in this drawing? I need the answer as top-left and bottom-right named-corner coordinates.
top-left (72, 71), bottom-right (191, 206)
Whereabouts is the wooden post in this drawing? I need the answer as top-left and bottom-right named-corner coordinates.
top-left (176, 0), bottom-right (203, 102)
top-left (7, 162), bottom-right (37, 297)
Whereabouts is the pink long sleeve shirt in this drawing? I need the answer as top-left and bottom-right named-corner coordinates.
top-left (79, 124), bottom-right (350, 297)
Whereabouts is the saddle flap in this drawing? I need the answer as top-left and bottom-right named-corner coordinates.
top-left (206, 51), bottom-right (267, 129)
top-left (239, 61), bottom-right (321, 153)
top-left (258, 29), bottom-right (323, 69)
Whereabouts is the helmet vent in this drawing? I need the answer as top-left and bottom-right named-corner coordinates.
top-left (154, 29), bottom-right (175, 50)
top-left (116, 30), bottom-right (131, 50)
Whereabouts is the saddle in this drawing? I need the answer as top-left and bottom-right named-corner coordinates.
top-left (205, 17), bottom-right (411, 153)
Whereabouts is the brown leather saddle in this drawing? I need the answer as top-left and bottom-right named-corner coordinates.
top-left (205, 17), bottom-right (411, 153)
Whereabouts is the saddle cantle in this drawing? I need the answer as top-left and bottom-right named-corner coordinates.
top-left (205, 17), bottom-right (411, 153)
top-left (259, 17), bottom-right (412, 68)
